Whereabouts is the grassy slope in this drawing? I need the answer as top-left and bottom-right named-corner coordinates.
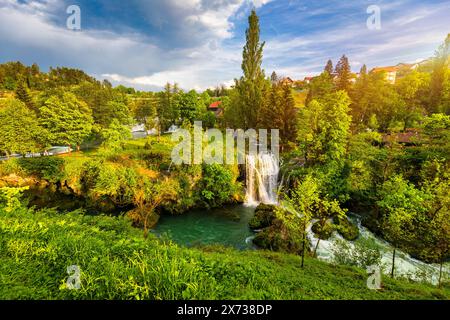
top-left (0, 207), bottom-right (448, 300)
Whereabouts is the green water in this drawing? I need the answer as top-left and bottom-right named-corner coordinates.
top-left (152, 205), bottom-right (256, 249)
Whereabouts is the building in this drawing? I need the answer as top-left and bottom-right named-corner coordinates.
top-left (304, 76), bottom-right (315, 84)
top-left (370, 66), bottom-right (398, 84)
top-left (279, 77), bottom-right (295, 87)
top-left (208, 100), bottom-right (223, 117)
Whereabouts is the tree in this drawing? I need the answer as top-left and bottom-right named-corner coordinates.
top-left (360, 64), bottom-right (367, 78)
top-left (430, 34), bottom-right (450, 113)
top-left (395, 71), bottom-right (430, 127)
top-left (283, 175), bottom-right (317, 267)
top-left (157, 83), bottom-right (180, 135)
top-left (133, 96), bottom-right (157, 131)
top-left (178, 90), bottom-right (202, 124)
top-left (233, 9), bottom-right (267, 129)
top-left (312, 198), bottom-right (346, 257)
top-left (39, 92), bottom-right (93, 151)
top-left (350, 72), bottom-right (405, 131)
top-left (335, 55), bottom-right (352, 92)
top-left (305, 72), bottom-right (334, 106)
top-left (298, 91), bottom-right (351, 165)
top-left (259, 82), bottom-right (282, 132)
top-left (270, 71), bottom-right (278, 84)
top-left (324, 59), bottom-right (333, 75)
top-left (128, 178), bottom-right (177, 238)
top-left (377, 175), bottom-right (429, 277)
top-left (0, 99), bottom-right (45, 156)
top-left (279, 84), bottom-right (298, 149)
top-left (101, 119), bottom-right (132, 151)
top-left (15, 79), bottom-right (36, 112)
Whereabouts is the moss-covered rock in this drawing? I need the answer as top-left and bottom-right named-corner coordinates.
top-left (333, 216), bottom-right (359, 241)
top-left (248, 204), bottom-right (277, 229)
top-left (252, 218), bottom-right (306, 254)
top-left (250, 204), bottom-right (308, 255)
top-left (311, 220), bottom-right (334, 240)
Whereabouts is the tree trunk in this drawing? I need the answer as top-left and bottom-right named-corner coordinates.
top-left (76, 145), bottom-right (80, 152)
top-left (143, 216), bottom-right (148, 239)
top-left (313, 238), bottom-right (320, 258)
top-left (301, 223), bottom-right (306, 268)
top-left (391, 247), bottom-right (396, 278)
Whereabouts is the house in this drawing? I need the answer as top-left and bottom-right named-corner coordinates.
top-left (304, 76), bottom-right (315, 84)
top-left (208, 100), bottom-right (223, 117)
top-left (370, 66), bottom-right (398, 84)
top-left (382, 128), bottom-right (421, 145)
top-left (280, 77), bottom-right (295, 87)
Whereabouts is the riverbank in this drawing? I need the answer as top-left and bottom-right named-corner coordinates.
top-left (1, 206), bottom-right (448, 300)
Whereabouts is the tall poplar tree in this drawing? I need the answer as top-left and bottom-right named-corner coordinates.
top-left (234, 9), bottom-right (267, 129)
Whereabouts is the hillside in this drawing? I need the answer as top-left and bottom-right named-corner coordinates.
top-left (0, 206), bottom-right (448, 300)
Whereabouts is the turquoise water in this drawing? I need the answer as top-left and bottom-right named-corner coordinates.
top-left (152, 205), bottom-right (256, 249)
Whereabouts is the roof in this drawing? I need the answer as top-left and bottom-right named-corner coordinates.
top-left (209, 101), bottom-right (222, 109)
top-left (382, 129), bottom-right (421, 144)
top-left (371, 66), bottom-right (398, 73)
top-left (281, 77), bottom-right (294, 82)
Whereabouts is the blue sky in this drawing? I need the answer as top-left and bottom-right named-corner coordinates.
top-left (0, 0), bottom-right (449, 91)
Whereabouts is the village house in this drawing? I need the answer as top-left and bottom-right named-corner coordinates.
top-left (208, 100), bottom-right (223, 117)
top-left (370, 66), bottom-right (398, 84)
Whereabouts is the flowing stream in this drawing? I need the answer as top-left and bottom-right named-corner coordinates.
top-left (307, 215), bottom-right (449, 285)
top-left (154, 152), bottom-right (448, 285)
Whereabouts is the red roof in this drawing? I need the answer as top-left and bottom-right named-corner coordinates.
top-left (209, 101), bottom-right (222, 109)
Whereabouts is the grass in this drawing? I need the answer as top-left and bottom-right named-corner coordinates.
top-left (1, 206), bottom-right (448, 300)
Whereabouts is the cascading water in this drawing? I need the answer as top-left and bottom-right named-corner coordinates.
top-left (306, 214), bottom-right (450, 285)
top-left (245, 152), bottom-right (280, 206)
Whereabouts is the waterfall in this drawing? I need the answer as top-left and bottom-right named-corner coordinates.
top-left (245, 152), bottom-right (280, 206)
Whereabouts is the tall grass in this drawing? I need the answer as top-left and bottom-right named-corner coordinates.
top-left (0, 206), bottom-right (448, 300)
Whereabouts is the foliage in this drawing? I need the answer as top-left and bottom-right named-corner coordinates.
top-left (17, 157), bottom-right (65, 183)
top-left (332, 238), bottom-right (383, 270)
top-left (199, 164), bottom-right (239, 208)
top-left (1, 205), bottom-right (447, 300)
top-left (298, 91), bottom-right (351, 165)
top-left (0, 99), bottom-right (45, 155)
top-left (0, 186), bottom-right (29, 212)
top-left (231, 10), bottom-right (267, 129)
top-left (335, 55), bottom-right (352, 92)
top-left (39, 92), bottom-right (94, 149)
top-left (101, 119), bottom-right (132, 152)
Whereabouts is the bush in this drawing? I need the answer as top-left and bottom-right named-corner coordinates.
top-left (333, 215), bottom-right (359, 240)
top-left (332, 238), bottom-right (383, 269)
top-left (199, 164), bottom-right (239, 208)
top-left (0, 158), bottom-right (24, 176)
top-left (17, 157), bottom-right (65, 182)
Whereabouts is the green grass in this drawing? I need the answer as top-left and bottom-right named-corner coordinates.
top-left (1, 207), bottom-right (448, 300)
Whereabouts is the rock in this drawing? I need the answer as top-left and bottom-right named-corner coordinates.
top-left (248, 204), bottom-right (277, 229)
top-left (250, 204), bottom-right (309, 255)
top-left (311, 220), bottom-right (334, 240)
top-left (252, 218), bottom-right (306, 254)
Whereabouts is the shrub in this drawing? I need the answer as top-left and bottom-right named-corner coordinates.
top-left (17, 157), bottom-right (65, 182)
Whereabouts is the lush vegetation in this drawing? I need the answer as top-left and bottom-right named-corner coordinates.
top-left (0, 9), bottom-right (449, 299)
top-left (0, 199), bottom-right (448, 300)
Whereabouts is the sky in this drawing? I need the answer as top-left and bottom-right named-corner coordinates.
top-left (0, 0), bottom-right (449, 91)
